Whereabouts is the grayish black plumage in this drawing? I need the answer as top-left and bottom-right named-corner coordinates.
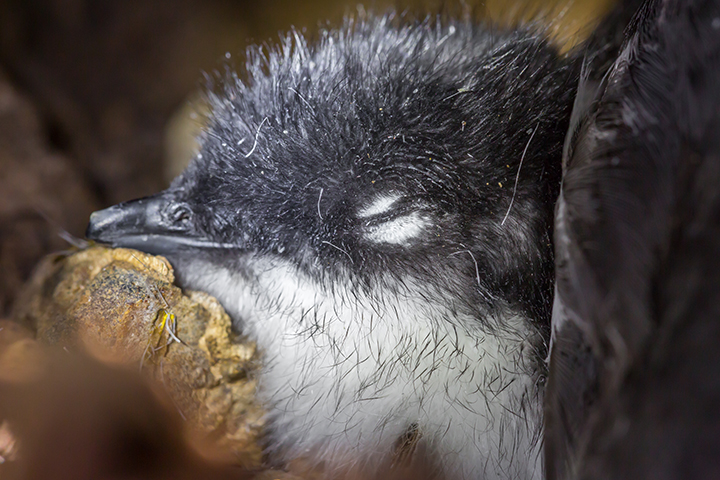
top-left (546, 0), bottom-right (720, 478)
top-left (87, 14), bottom-right (579, 479)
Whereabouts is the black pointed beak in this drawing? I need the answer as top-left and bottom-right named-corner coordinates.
top-left (86, 193), bottom-right (231, 255)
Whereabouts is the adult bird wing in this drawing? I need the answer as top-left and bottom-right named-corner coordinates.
top-left (546, 0), bottom-right (720, 478)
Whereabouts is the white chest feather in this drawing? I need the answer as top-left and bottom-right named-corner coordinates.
top-left (182, 258), bottom-right (543, 480)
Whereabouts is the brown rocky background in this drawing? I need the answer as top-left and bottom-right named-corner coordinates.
top-left (0, 0), bottom-right (613, 478)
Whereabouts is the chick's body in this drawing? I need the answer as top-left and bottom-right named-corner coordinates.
top-left (88, 15), bottom-right (578, 479)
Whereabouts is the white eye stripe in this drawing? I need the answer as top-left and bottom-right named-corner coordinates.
top-left (365, 211), bottom-right (429, 244)
top-left (357, 193), bottom-right (403, 219)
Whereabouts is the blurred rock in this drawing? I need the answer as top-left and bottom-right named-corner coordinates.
top-left (0, 344), bottom-right (256, 480)
top-left (11, 246), bottom-right (265, 467)
top-left (0, 68), bottom-right (100, 317)
top-left (0, 0), bottom-right (254, 204)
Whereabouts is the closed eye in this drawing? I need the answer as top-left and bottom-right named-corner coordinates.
top-left (364, 211), bottom-right (430, 244)
top-left (357, 193), bottom-right (431, 245)
top-left (357, 193), bottom-right (403, 219)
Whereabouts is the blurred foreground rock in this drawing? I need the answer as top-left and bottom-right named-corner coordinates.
top-left (0, 336), bottom-right (258, 480)
top-left (8, 246), bottom-right (265, 468)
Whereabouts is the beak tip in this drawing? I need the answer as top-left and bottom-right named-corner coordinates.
top-left (86, 207), bottom-right (118, 242)
top-left (86, 211), bottom-right (101, 239)
top-left (85, 212), bottom-right (101, 242)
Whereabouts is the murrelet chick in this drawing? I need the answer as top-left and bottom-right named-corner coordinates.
top-left (88, 14), bottom-right (578, 479)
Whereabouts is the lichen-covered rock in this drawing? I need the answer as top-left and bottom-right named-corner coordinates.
top-left (11, 246), bottom-right (264, 467)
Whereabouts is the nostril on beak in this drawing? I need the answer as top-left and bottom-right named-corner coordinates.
top-left (166, 203), bottom-right (193, 227)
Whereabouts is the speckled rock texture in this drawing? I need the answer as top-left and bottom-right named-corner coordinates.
top-left (10, 246), bottom-right (265, 467)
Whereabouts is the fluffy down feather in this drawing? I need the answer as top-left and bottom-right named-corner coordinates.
top-left (88, 13), bottom-right (579, 479)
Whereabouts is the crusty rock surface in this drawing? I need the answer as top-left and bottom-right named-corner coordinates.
top-left (11, 246), bottom-right (265, 467)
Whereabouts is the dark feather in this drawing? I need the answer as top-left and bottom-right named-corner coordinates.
top-left (547, 0), bottom-right (720, 477)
